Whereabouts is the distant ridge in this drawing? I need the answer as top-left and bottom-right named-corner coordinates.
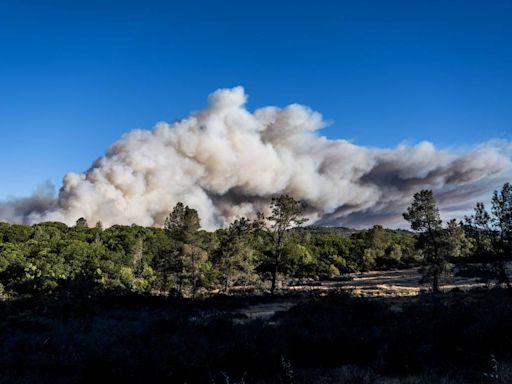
top-left (291, 226), bottom-right (362, 236)
top-left (292, 225), bottom-right (414, 237)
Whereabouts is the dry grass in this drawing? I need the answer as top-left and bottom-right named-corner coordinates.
top-left (283, 265), bottom-right (493, 298)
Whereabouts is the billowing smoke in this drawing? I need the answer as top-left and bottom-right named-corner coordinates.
top-left (0, 182), bottom-right (56, 224)
top-left (1, 87), bottom-right (510, 229)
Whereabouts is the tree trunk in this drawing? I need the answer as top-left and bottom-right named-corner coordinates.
top-left (270, 253), bottom-right (278, 295)
top-left (432, 271), bottom-right (440, 294)
top-left (271, 246), bottom-right (284, 295)
top-left (428, 226), bottom-right (441, 294)
top-left (497, 234), bottom-right (512, 291)
top-left (498, 261), bottom-right (511, 290)
top-left (224, 272), bottom-right (230, 294)
top-left (191, 251), bottom-right (197, 300)
top-left (178, 277), bottom-right (183, 296)
top-left (270, 232), bottom-right (284, 295)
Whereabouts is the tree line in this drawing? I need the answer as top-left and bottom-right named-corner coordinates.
top-left (403, 182), bottom-right (512, 292)
top-left (0, 183), bottom-right (510, 298)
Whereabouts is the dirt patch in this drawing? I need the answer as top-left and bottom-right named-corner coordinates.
top-left (284, 266), bottom-right (492, 297)
top-left (232, 264), bottom-right (502, 321)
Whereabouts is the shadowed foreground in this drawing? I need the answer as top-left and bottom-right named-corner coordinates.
top-left (1, 287), bottom-right (511, 383)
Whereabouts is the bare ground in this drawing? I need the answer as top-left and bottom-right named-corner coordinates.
top-left (285, 265), bottom-right (495, 297)
top-left (236, 265), bottom-right (502, 320)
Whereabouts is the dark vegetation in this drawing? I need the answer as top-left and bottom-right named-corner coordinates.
top-left (0, 183), bottom-right (511, 383)
top-left (1, 289), bottom-right (511, 383)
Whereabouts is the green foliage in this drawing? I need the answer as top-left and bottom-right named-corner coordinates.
top-left (491, 182), bottom-right (512, 237)
top-left (403, 190), bottom-right (442, 232)
top-left (256, 194), bottom-right (308, 293)
top-left (214, 218), bottom-right (257, 292)
top-left (465, 182), bottom-right (512, 288)
top-left (163, 202), bottom-right (208, 298)
top-left (5, 186), bottom-right (509, 298)
top-left (164, 202), bottom-right (200, 243)
top-left (0, 212), bottom-right (425, 297)
top-left (350, 226), bottom-right (419, 271)
top-left (444, 219), bottom-right (473, 258)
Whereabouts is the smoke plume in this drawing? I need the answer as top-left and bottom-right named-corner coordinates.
top-left (1, 87), bottom-right (510, 229)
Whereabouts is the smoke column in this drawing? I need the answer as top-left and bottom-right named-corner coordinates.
top-left (1, 87), bottom-right (510, 229)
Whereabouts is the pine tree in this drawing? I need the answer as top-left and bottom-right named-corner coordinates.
top-left (466, 183), bottom-right (512, 289)
top-left (403, 190), bottom-right (444, 293)
top-left (216, 218), bottom-right (256, 293)
top-left (257, 195), bottom-right (307, 294)
top-left (164, 202), bottom-right (204, 298)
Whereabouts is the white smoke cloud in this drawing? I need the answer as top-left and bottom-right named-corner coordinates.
top-left (1, 86), bottom-right (510, 229)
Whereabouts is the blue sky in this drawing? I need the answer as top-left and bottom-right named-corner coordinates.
top-left (1, 0), bottom-right (511, 200)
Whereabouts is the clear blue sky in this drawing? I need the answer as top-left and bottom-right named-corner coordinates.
top-left (1, 0), bottom-right (511, 199)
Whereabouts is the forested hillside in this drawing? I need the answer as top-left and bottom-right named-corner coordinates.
top-left (1, 183), bottom-right (511, 298)
top-left (0, 218), bottom-right (419, 298)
